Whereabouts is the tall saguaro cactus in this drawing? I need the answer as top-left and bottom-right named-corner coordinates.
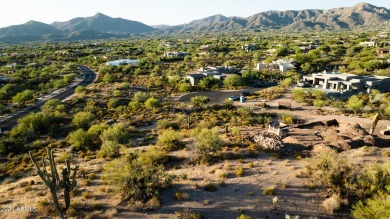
top-left (29, 147), bottom-right (79, 219)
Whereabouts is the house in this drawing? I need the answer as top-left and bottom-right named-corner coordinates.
top-left (163, 52), bottom-right (189, 58)
top-left (242, 44), bottom-right (257, 52)
top-left (106, 59), bottom-right (139, 66)
top-left (376, 47), bottom-right (390, 56)
top-left (185, 66), bottom-right (240, 86)
top-left (186, 74), bottom-right (206, 86)
top-left (255, 59), bottom-right (296, 73)
top-left (359, 41), bottom-right (377, 47)
top-left (300, 71), bottom-right (390, 94)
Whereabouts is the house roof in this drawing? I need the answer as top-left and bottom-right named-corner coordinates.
top-left (186, 74), bottom-right (206, 79)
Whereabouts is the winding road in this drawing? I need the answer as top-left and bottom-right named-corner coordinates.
top-left (0, 65), bottom-right (96, 132)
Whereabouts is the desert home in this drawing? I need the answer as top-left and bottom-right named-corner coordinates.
top-left (185, 66), bottom-right (240, 86)
top-left (255, 59), bottom-right (296, 73)
top-left (299, 71), bottom-right (390, 94)
top-left (106, 59), bottom-right (139, 66)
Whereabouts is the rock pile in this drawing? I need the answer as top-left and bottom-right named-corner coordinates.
top-left (252, 132), bottom-right (284, 150)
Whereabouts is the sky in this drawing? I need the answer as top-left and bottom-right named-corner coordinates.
top-left (1, 0), bottom-right (390, 28)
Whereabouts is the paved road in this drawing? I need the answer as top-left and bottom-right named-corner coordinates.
top-left (0, 65), bottom-right (96, 132)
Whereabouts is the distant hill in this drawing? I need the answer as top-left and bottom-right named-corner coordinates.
top-left (51, 13), bottom-right (155, 34)
top-left (167, 2), bottom-right (390, 33)
top-left (0, 20), bottom-right (64, 38)
top-left (0, 2), bottom-right (389, 43)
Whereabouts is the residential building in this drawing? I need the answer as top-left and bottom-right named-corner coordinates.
top-left (300, 71), bottom-right (390, 94)
top-left (359, 41), bottom-right (377, 47)
top-left (376, 47), bottom-right (390, 56)
top-left (255, 59), bottom-right (296, 73)
top-left (242, 44), bottom-right (257, 52)
top-left (163, 52), bottom-right (190, 58)
top-left (106, 59), bottom-right (139, 66)
top-left (185, 66), bottom-right (240, 86)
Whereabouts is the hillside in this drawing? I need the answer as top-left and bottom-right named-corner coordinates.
top-left (51, 13), bottom-right (156, 34)
top-left (169, 2), bottom-right (390, 33)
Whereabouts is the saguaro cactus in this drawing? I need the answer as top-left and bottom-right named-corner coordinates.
top-left (185, 115), bottom-right (193, 130)
top-left (29, 147), bottom-right (79, 219)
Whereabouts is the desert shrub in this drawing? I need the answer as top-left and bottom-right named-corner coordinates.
top-left (215, 169), bottom-right (227, 178)
top-left (352, 192), bottom-right (390, 219)
top-left (57, 151), bottom-right (73, 163)
top-left (67, 129), bottom-right (92, 151)
top-left (281, 114), bottom-right (296, 124)
top-left (204, 183), bottom-right (217, 192)
top-left (354, 162), bottom-right (390, 198)
top-left (175, 209), bottom-right (203, 219)
top-left (87, 122), bottom-right (109, 143)
top-left (235, 166), bottom-right (244, 177)
top-left (72, 111), bottom-right (95, 130)
top-left (191, 96), bottom-right (210, 108)
top-left (323, 193), bottom-right (341, 214)
top-left (307, 149), bottom-right (352, 194)
top-left (237, 214), bottom-right (251, 219)
top-left (263, 186), bottom-right (276, 195)
top-left (144, 97), bottom-right (161, 112)
top-left (100, 123), bottom-right (130, 144)
top-left (10, 112), bottom-right (49, 139)
top-left (157, 129), bottom-right (182, 151)
top-left (137, 147), bottom-right (168, 166)
top-left (102, 151), bottom-right (171, 202)
top-left (98, 141), bottom-right (121, 158)
top-left (191, 127), bottom-right (222, 163)
top-left (174, 192), bottom-right (189, 201)
top-left (292, 89), bottom-right (305, 103)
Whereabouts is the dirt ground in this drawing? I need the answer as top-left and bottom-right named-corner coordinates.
top-left (1, 89), bottom-right (389, 219)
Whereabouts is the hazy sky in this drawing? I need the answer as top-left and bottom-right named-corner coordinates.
top-left (1, 0), bottom-right (389, 28)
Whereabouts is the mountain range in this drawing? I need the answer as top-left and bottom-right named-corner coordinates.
top-left (0, 2), bottom-right (389, 43)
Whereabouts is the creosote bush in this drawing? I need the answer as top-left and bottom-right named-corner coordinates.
top-left (157, 129), bottom-right (182, 151)
top-left (103, 148), bottom-right (171, 203)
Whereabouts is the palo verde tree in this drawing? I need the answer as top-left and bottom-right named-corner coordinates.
top-left (29, 147), bottom-right (79, 219)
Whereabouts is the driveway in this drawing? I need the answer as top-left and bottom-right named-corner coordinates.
top-left (178, 88), bottom-right (265, 105)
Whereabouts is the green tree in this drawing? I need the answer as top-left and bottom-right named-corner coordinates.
top-left (72, 111), bottom-right (95, 130)
top-left (191, 96), bottom-right (210, 109)
top-left (347, 95), bottom-right (364, 114)
top-left (12, 90), bottom-right (34, 104)
top-left (223, 75), bottom-right (244, 89)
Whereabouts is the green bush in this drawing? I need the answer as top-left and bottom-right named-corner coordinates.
top-left (191, 127), bottom-right (221, 163)
top-left (98, 140), bottom-right (121, 158)
top-left (157, 129), bottom-right (182, 151)
top-left (100, 123), bottom-right (130, 144)
top-left (67, 129), bottom-right (91, 151)
top-left (352, 192), bottom-right (390, 219)
top-left (308, 149), bottom-right (352, 194)
top-left (103, 151), bottom-right (171, 202)
top-left (72, 111), bottom-right (95, 130)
